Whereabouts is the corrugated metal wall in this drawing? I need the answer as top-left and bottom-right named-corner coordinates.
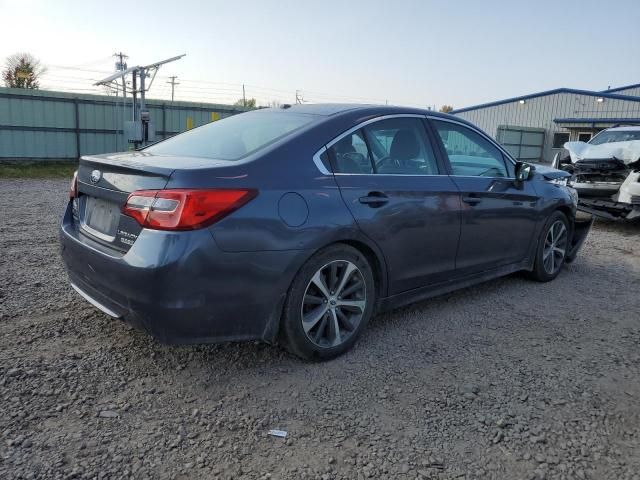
top-left (0, 87), bottom-right (249, 161)
top-left (454, 92), bottom-right (640, 162)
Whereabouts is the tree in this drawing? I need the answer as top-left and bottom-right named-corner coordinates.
top-left (234, 97), bottom-right (257, 108)
top-left (439, 105), bottom-right (454, 113)
top-left (2, 53), bottom-right (46, 89)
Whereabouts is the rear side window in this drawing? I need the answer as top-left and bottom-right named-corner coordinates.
top-left (362, 117), bottom-right (439, 175)
top-left (328, 131), bottom-right (375, 174)
top-left (432, 120), bottom-right (510, 178)
top-left (145, 111), bottom-right (316, 160)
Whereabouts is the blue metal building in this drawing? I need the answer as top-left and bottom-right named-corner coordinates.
top-left (451, 83), bottom-right (640, 163)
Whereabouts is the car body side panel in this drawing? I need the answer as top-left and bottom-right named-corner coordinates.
top-left (379, 257), bottom-right (532, 314)
top-left (448, 176), bottom-right (540, 274)
top-left (333, 173), bottom-right (462, 294)
top-left (209, 183), bottom-right (359, 253)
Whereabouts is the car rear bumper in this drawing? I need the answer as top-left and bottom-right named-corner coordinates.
top-left (59, 202), bottom-right (310, 344)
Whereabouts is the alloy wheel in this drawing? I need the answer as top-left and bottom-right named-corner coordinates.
top-left (543, 220), bottom-right (568, 275)
top-left (301, 260), bottom-right (367, 348)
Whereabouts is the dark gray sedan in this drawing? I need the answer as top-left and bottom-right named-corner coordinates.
top-left (60, 104), bottom-right (592, 360)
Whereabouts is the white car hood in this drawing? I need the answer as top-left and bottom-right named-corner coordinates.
top-left (564, 140), bottom-right (640, 165)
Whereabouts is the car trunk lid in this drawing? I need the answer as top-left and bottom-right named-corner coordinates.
top-left (74, 151), bottom-right (252, 251)
top-left (75, 152), bottom-right (179, 251)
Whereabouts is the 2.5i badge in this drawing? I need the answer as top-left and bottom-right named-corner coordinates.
top-left (117, 229), bottom-right (138, 247)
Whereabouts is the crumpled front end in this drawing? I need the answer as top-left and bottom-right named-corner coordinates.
top-left (563, 140), bottom-right (640, 166)
top-left (576, 170), bottom-right (640, 221)
top-left (554, 141), bottom-right (640, 220)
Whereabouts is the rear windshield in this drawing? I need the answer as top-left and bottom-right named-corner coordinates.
top-left (145, 110), bottom-right (316, 160)
top-left (589, 130), bottom-right (640, 145)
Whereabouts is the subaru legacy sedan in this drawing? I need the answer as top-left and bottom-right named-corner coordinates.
top-left (60, 104), bottom-right (592, 360)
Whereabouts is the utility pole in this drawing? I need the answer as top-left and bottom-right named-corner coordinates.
top-left (166, 76), bottom-right (179, 102)
top-left (242, 84), bottom-right (246, 107)
top-left (139, 67), bottom-right (148, 144)
top-left (113, 52), bottom-right (128, 98)
top-left (131, 71), bottom-right (137, 121)
top-left (113, 52), bottom-right (129, 150)
top-left (95, 54), bottom-right (186, 148)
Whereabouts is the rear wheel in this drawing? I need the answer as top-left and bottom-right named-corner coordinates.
top-left (280, 244), bottom-right (375, 360)
top-left (529, 211), bottom-right (570, 282)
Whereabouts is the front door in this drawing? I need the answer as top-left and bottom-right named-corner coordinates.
top-left (329, 116), bottom-right (462, 295)
top-left (430, 119), bottom-right (540, 275)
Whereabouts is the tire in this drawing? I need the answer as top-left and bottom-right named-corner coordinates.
top-left (528, 211), bottom-right (570, 282)
top-left (280, 244), bottom-right (376, 360)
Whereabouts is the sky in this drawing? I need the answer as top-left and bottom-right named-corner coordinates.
top-left (1, 0), bottom-right (640, 109)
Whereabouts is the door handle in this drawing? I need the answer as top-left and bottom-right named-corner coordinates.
top-left (359, 192), bottom-right (389, 207)
top-left (462, 194), bottom-right (482, 206)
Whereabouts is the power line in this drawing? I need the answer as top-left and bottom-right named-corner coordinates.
top-left (42, 62), bottom-right (427, 107)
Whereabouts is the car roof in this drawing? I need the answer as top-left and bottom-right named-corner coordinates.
top-left (603, 125), bottom-right (640, 131)
top-left (268, 103), bottom-right (455, 119)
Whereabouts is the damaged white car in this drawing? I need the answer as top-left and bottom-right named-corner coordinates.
top-left (553, 126), bottom-right (640, 220)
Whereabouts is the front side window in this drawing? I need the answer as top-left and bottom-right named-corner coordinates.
top-left (432, 120), bottom-right (510, 178)
top-left (361, 117), bottom-right (439, 175)
top-left (145, 110), bottom-right (316, 161)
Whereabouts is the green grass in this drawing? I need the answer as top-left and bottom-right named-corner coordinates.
top-left (0, 161), bottom-right (77, 178)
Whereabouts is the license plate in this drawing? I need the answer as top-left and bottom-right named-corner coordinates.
top-left (84, 197), bottom-right (120, 238)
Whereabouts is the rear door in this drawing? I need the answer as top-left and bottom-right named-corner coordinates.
top-left (329, 115), bottom-right (462, 295)
top-left (430, 118), bottom-right (540, 275)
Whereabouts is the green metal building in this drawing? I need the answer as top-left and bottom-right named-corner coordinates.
top-left (0, 87), bottom-right (249, 161)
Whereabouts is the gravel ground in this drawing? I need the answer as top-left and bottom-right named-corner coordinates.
top-left (1, 178), bottom-right (639, 480)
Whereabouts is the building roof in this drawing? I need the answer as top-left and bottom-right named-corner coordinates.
top-left (600, 83), bottom-right (640, 93)
top-left (451, 87), bottom-right (640, 114)
top-left (553, 118), bottom-right (640, 128)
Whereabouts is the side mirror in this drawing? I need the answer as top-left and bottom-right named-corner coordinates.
top-left (515, 161), bottom-right (534, 181)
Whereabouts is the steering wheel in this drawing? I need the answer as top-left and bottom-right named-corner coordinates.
top-left (477, 166), bottom-right (504, 177)
top-left (375, 156), bottom-right (401, 170)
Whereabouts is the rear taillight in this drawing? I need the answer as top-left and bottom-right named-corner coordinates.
top-left (122, 189), bottom-right (257, 231)
top-left (69, 170), bottom-right (78, 199)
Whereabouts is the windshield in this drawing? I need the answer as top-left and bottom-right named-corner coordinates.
top-left (589, 129), bottom-right (640, 145)
top-left (145, 110), bottom-right (317, 160)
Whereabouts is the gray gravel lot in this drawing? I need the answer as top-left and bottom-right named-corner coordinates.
top-left (1, 178), bottom-right (639, 480)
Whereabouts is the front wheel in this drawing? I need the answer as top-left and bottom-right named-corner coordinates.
top-left (529, 211), bottom-right (570, 282)
top-left (280, 244), bottom-right (376, 360)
